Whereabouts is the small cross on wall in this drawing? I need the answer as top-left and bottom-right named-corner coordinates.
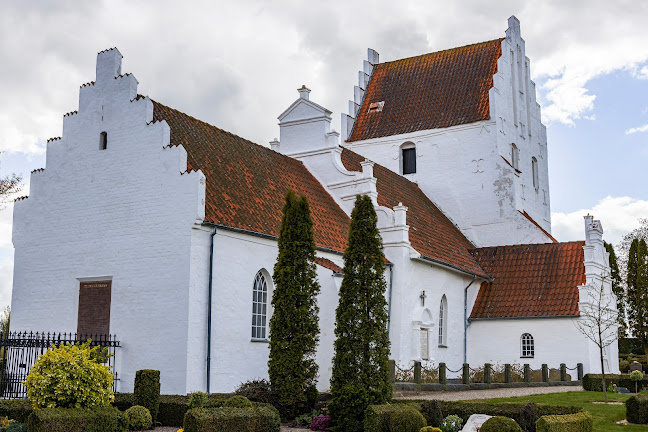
top-left (420, 290), bottom-right (426, 307)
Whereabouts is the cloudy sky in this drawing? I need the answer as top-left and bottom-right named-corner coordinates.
top-left (0, 0), bottom-right (647, 310)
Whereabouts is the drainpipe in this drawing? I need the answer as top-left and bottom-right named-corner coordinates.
top-left (206, 227), bottom-right (217, 394)
top-left (463, 275), bottom-right (477, 364)
top-left (387, 263), bottom-right (394, 335)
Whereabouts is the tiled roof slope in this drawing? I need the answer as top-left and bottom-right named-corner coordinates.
top-left (315, 257), bottom-right (343, 274)
top-left (348, 39), bottom-right (504, 142)
top-left (469, 241), bottom-right (586, 319)
top-left (152, 101), bottom-right (350, 253)
top-left (340, 148), bottom-right (487, 278)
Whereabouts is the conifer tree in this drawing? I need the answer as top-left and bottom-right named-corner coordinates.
top-left (268, 190), bottom-right (320, 420)
top-left (627, 239), bottom-right (648, 356)
top-left (605, 242), bottom-right (626, 336)
top-left (329, 195), bottom-right (391, 432)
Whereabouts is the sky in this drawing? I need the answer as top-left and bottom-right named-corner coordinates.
top-left (0, 0), bottom-right (647, 310)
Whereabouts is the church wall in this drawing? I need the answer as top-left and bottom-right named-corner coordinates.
top-left (11, 50), bottom-right (206, 395)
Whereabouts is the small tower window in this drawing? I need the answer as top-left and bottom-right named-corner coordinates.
top-left (401, 143), bottom-right (416, 175)
top-left (521, 333), bottom-right (534, 358)
top-left (99, 132), bottom-right (108, 150)
top-left (532, 157), bottom-right (539, 189)
top-left (511, 143), bottom-right (519, 170)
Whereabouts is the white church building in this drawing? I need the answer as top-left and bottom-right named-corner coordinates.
top-left (10, 17), bottom-right (619, 395)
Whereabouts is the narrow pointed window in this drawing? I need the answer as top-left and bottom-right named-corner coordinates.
top-left (511, 143), bottom-right (519, 170)
top-left (532, 157), bottom-right (539, 189)
top-left (99, 132), bottom-right (108, 150)
top-left (251, 272), bottom-right (268, 340)
top-left (438, 295), bottom-right (448, 347)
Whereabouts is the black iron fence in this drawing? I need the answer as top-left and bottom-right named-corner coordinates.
top-left (0, 332), bottom-right (120, 399)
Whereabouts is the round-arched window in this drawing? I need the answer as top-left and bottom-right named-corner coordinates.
top-left (521, 333), bottom-right (534, 358)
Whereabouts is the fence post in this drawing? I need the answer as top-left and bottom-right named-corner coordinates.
top-left (389, 360), bottom-right (395, 383)
top-left (414, 361), bottom-right (422, 385)
top-left (560, 363), bottom-right (567, 382)
top-left (505, 364), bottom-right (511, 383)
top-left (439, 362), bottom-right (447, 385)
top-left (524, 364), bottom-right (531, 383)
top-left (542, 364), bottom-right (549, 382)
top-left (484, 363), bottom-right (492, 384)
top-left (462, 363), bottom-right (470, 385)
top-left (577, 363), bottom-right (584, 381)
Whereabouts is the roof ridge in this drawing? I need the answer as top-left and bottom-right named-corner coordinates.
top-left (471, 240), bottom-right (585, 252)
top-left (379, 38), bottom-right (505, 66)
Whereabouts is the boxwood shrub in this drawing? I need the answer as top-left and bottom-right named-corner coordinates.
top-left (625, 393), bottom-right (648, 424)
top-left (27, 407), bottom-right (125, 432)
top-left (0, 400), bottom-right (33, 423)
top-left (133, 370), bottom-right (160, 425)
top-left (583, 373), bottom-right (648, 392)
top-left (480, 416), bottom-right (522, 432)
top-left (535, 412), bottom-right (592, 431)
top-left (364, 404), bottom-right (426, 432)
top-left (183, 406), bottom-right (280, 432)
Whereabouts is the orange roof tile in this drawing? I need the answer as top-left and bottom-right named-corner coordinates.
top-left (152, 101), bottom-right (350, 253)
top-left (469, 241), bottom-right (586, 319)
top-left (315, 257), bottom-right (343, 274)
top-left (348, 39), bottom-right (504, 142)
top-left (341, 148), bottom-right (488, 278)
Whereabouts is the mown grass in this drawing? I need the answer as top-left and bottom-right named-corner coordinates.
top-left (474, 391), bottom-right (648, 431)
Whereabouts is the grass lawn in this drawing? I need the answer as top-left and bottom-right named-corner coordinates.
top-left (475, 391), bottom-right (648, 431)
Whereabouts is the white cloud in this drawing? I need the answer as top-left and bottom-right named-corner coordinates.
top-left (636, 66), bottom-right (648, 80)
top-left (552, 196), bottom-right (648, 246)
top-left (625, 123), bottom-right (648, 135)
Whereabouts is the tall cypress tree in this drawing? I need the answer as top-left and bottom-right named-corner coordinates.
top-left (627, 239), bottom-right (648, 356)
top-left (268, 190), bottom-right (320, 420)
top-left (605, 242), bottom-right (626, 337)
top-left (329, 195), bottom-right (391, 432)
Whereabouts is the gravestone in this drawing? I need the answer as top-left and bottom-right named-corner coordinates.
top-left (630, 361), bottom-right (643, 372)
top-left (461, 414), bottom-right (492, 432)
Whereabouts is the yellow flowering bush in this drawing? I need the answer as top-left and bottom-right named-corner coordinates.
top-left (24, 342), bottom-right (114, 408)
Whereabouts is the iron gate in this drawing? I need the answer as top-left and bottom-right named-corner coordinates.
top-left (0, 332), bottom-right (120, 399)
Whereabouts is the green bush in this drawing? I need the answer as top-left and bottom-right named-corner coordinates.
top-left (133, 370), bottom-right (160, 426)
top-left (112, 393), bottom-right (133, 412)
top-left (421, 400), bottom-right (443, 427)
top-left (330, 385), bottom-right (384, 432)
top-left (183, 407), bottom-right (280, 432)
top-left (27, 407), bottom-right (125, 432)
top-left (535, 412), bottom-right (593, 431)
top-left (2, 421), bottom-right (27, 432)
top-left (158, 395), bottom-right (189, 427)
top-left (439, 414), bottom-right (462, 432)
top-left (583, 373), bottom-right (648, 392)
top-left (235, 379), bottom-right (275, 405)
top-left (364, 404), bottom-right (426, 432)
top-left (520, 402), bottom-right (538, 432)
top-left (620, 338), bottom-right (644, 355)
top-left (419, 428), bottom-right (441, 432)
top-left (224, 396), bottom-right (253, 408)
top-left (189, 391), bottom-right (207, 409)
top-left (0, 400), bottom-right (33, 423)
top-left (124, 405), bottom-right (152, 431)
top-left (626, 393), bottom-right (648, 424)
top-left (480, 416), bottom-right (522, 432)
top-left (24, 342), bottom-right (114, 408)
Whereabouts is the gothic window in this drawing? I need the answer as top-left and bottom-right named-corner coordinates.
top-left (251, 271), bottom-right (268, 340)
top-left (438, 295), bottom-right (448, 347)
top-left (521, 333), bottom-right (534, 358)
top-left (511, 143), bottom-right (519, 170)
top-left (401, 143), bottom-right (416, 175)
top-left (99, 132), bottom-right (108, 150)
top-left (532, 157), bottom-right (539, 189)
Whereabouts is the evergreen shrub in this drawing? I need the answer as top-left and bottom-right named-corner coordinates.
top-left (535, 412), bottom-right (593, 431)
top-left (583, 373), bottom-right (648, 392)
top-left (188, 392), bottom-right (207, 409)
top-left (234, 379), bottom-right (275, 405)
top-left (182, 407), bottom-right (280, 432)
top-left (124, 405), bottom-right (152, 431)
top-left (364, 404), bottom-right (426, 432)
top-left (421, 400), bottom-right (443, 427)
top-left (224, 396), bottom-right (253, 408)
top-left (480, 416), bottom-right (522, 432)
top-left (133, 370), bottom-right (160, 425)
top-left (625, 393), bottom-right (648, 424)
top-left (419, 428), bottom-right (441, 432)
top-left (24, 342), bottom-right (114, 408)
top-left (1, 421), bottom-right (27, 432)
top-left (520, 402), bottom-right (539, 432)
top-left (111, 393), bottom-right (190, 427)
top-left (27, 407), bottom-right (125, 432)
top-left (619, 338), bottom-right (644, 355)
top-left (0, 400), bottom-right (33, 423)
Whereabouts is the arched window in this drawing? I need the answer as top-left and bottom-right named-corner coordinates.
top-left (99, 132), bottom-right (108, 150)
top-left (521, 333), bottom-right (534, 358)
top-left (401, 142), bottom-right (416, 175)
top-left (251, 272), bottom-right (268, 340)
top-left (532, 157), bottom-right (539, 189)
top-left (438, 295), bottom-right (448, 347)
top-left (511, 143), bottom-right (519, 170)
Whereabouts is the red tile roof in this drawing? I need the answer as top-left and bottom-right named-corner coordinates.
top-left (469, 241), bottom-right (586, 319)
top-left (348, 39), bottom-right (504, 142)
top-left (340, 148), bottom-right (488, 278)
top-left (315, 257), bottom-right (343, 274)
top-left (152, 101), bottom-right (350, 253)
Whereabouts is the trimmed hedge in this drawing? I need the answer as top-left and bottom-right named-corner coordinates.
top-left (535, 412), bottom-right (592, 432)
top-left (27, 407), bottom-right (125, 432)
top-left (582, 373), bottom-right (648, 392)
top-left (364, 404), bottom-right (426, 432)
top-left (625, 393), bottom-right (648, 424)
top-left (0, 400), bottom-right (33, 423)
top-left (183, 407), bottom-right (280, 432)
top-left (133, 370), bottom-right (160, 425)
top-left (481, 416), bottom-right (522, 432)
top-left (158, 395), bottom-right (190, 426)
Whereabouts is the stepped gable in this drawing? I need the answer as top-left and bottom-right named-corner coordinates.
top-left (348, 39), bottom-right (504, 142)
top-left (152, 101), bottom-right (350, 253)
top-left (340, 148), bottom-right (487, 278)
top-left (469, 241), bottom-right (586, 319)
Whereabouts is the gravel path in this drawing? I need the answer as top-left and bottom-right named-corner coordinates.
top-left (394, 385), bottom-right (584, 401)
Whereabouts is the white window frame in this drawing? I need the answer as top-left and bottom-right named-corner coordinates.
top-left (438, 295), bottom-right (448, 347)
top-left (251, 271), bottom-right (269, 340)
top-left (401, 142), bottom-right (416, 175)
top-left (521, 333), bottom-right (534, 358)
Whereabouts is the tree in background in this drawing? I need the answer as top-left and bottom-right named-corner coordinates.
top-left (0, 153), bottom-right (21, 208)
top-left (626, 239), bottom-right (648, 357)
top-left (0, 306), bottom-right (9, 335)
top-left (329, 195), bottom-right (391, 432)
top-left (617, 219), bottom-right (648, 284)
top-left (268, 190), bottom-right (320, 420)
top-left (605, 242), bottom-right (626, 337)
